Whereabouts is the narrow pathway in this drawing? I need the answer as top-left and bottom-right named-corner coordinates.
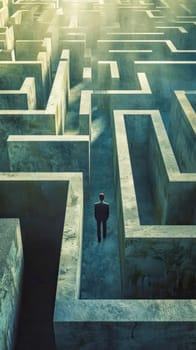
top-left (80, 105), bottom-right (121, 299)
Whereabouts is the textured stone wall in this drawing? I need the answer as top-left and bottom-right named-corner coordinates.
top-left (55, 321), bottom-right (195, 350)
top-left (0, 219), bottom-right (23, 350)
top-left (169, 91), bottom-right (196, 173)
top-left (125, 237), bottom-right (196, 298)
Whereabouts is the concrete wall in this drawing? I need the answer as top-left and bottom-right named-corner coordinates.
top-left (79, 90), bottom-right (92, 135)
top-left (0, 219), bottom-right (23, 350)
top-left (21, 77), bottom-right (36, 109)
top-left (54, 173), bottom-right (83, 305)
top-left (0, 26), bottom-right (14, 50)
top-left (112, 119), bottom-right (126, 295)
top-left (149, 112), bottom-right (195, 224)
top-left (0, 50), bottom-right (13, 60)
top-left (0, 93), bottom-right (29, 109)
top-left (134, 63), bottom-right (196, 127)
top-left (124, 236), bottom-right (196, 299)
top-left (46, 59), bottom-right (69, 134)
top-left (7, 135), bottom-right (90, 187)
top-left (113, 110), bottom-right (139, 294)
top-left (10, 10), bottom-right (33, 25)
top-left (0, 6), bottom-right (9, 27)
top-left (0, 111), bottom-right (56, 171)
top-left (59, 40), bottom-right (85, 86)
top-left (15, 39), bottom-right (48, 60)
top-left (112, 110), bottom-right (196, 297)
top-left (125, 114), bottom-right (158, 224)
top-left (148, 117), bottom-right (171, 224)
top-left (169, 91), bottom-right (196, 172)
top-left (13, 22), bottom-right (49, 39)
top-left (166, 180), bottom-right (196, 225)
top-left (15, 38), bottom-right (52, 92)
top-left (0, 62), bottom-right (47, 108)
top-left (55, 320), bottom-right (195, 350)
top-left (0, 77), bottom-right (36, 110)
top-left (0, 173), bottom-right (70, 348)
top-left (0, 54), bottom-right (71, 170)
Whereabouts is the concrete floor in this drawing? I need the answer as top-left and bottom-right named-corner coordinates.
top-left (81, 105), bottom-right (121, 299)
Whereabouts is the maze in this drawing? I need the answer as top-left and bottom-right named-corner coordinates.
top-left (0, 0), bottom-right (195, 349)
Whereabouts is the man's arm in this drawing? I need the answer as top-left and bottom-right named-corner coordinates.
top-left (94, 204), bottom-right (98, 220)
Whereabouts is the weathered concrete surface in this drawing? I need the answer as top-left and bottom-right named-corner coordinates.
top-left (54, 173), bottom-right (83, 302)
top-left (0, 111), bottom-right (57, 171)
top-left (0, 54), bottom-right (71, 170)
top-left (0, 219), bottom-right (23, 350)
top-left (7, 135), bottom-right (90, 187)
top-left (46, 58), bottom-right (70, 133)
top-left (113, 109), bottom-right (196, 295)
top-left (124, 237), bottom-right (196, 299)
top-left (54, 321), bottom-right (196, 350)
top-left (0, 77), bottom-right (36, 110)
top-left (0, 172), bottom-right (80, 349)
top-left (15, 38), bottom-right (52, 62)
top-left (0, 26), bottom-right (14, 50)
top-left (0, 62), bottom-right (49, 108)
top-left (59, 39), bottom-right (85, 85)
top-left (169, 91), bottom-right (196, 172)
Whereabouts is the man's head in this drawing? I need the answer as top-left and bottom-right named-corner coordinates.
top-left (99, 192), bottom-right (104, 201)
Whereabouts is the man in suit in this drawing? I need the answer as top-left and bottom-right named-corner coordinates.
top-left (94, 192), bottom-right (109, 242)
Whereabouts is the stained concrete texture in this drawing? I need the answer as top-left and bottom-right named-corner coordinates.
top-left (0, 219), bottom-right (23, 350)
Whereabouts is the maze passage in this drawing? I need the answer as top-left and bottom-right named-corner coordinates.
top-left (0, 1), bottom-right (195, 349)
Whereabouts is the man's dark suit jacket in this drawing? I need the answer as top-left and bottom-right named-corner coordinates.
top-left (94, 201), bottom-right (109, 221)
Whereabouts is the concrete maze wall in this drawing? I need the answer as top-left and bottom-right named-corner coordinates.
top-left (0, 0), bottom-right (195, 349)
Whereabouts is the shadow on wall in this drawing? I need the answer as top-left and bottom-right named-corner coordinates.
top-left (0, 180), bottom-right (68, 350)
top-left (125, 238), bottom-right (196, 299)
